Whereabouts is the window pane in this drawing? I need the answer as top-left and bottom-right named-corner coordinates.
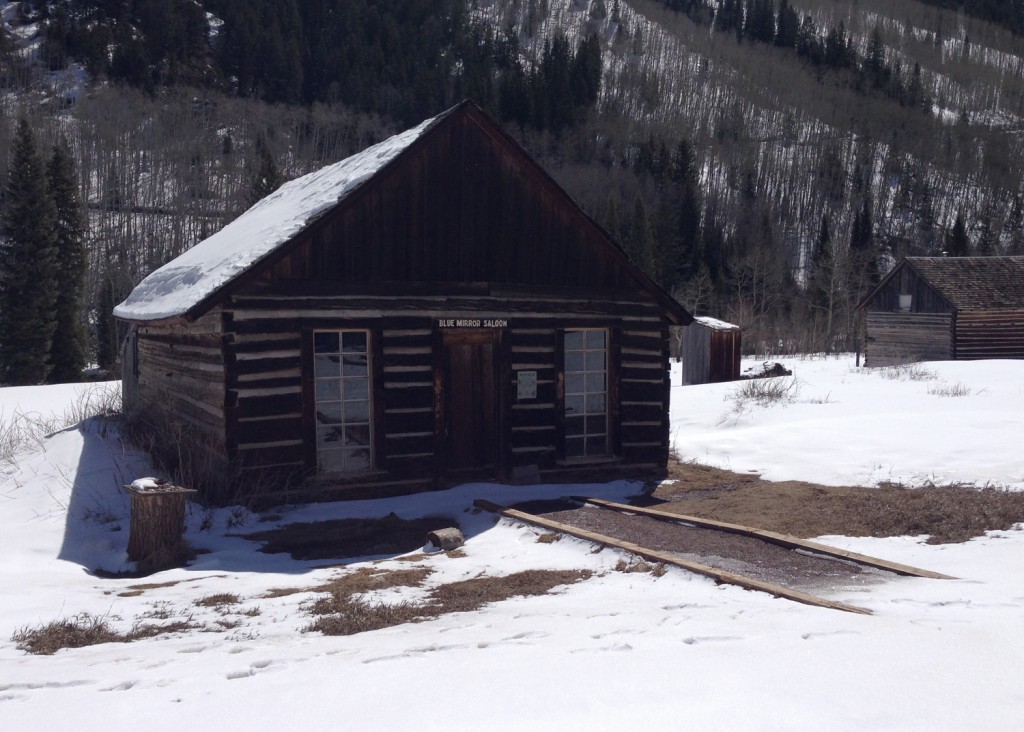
top-left (586, 435), bottom-right (607, 455)
top-left (344, 425), bottom-right (371, 447)
top-left (343, 400), bottom-right (369, 422)
top-left (565, 350), bottom-right (584, 372)
top-left (341, 331), bottom-right (367, 352)
top-left (317, 426), bottom-right (343, 447)
top-left (565, 394), bottom-right (584, 416)
top-left (314, 332), bottom-right (339, 354)
top-left (564, 331), bottom-right (584, 350)
top-left (565, 416), bottom-right (584, 437)
top-left (586, 330), bottom-right (606, 349)
top-left (565, 437), bottom-right (585, 458)
top-left (314, 355), bottom-right (339, 378)
top-left (586, 414), bottom-right (607, 435)
top-left (586, 393), bottom-right (606, 414)
top-left (585, 350), bottom-right (606, 371)
top-left (316, 402), bottom-right (342, 424)
top-left (315, 378), bottom-right (340, 401)
top-left (585, 371), bottom-right (605, 392)
top-left (343, 377), bottom-right (369, 400)
top-left (565, 372), bottom-right (585, 394)
top-left (342, 353), bottom-right (368, 376)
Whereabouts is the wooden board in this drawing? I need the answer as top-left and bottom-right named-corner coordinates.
top-left (576, 497), bottom-right (956, 580)
top-left (473, 499), bottom-right (873, 615)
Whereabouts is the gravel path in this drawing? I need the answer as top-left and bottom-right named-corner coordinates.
top-left (512, 500), bottom-right (891, 594)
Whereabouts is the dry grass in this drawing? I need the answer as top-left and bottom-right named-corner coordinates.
top-left (195, 593), bottom-right (241, 608)
top-left (11, 613), bottom-right (194, 655)
top-left (927, 382), bottom-right (972, 397)
top-left (536, 532), bottom-right (562, 543)
top-left (308, 566), bottom-right (433, 616)
top-left (306, 568), bottom-right (593, 637)
top-left (427, 569), bottom-right (593, 614)
top-left (657, 457), bottom-right (1024, 544)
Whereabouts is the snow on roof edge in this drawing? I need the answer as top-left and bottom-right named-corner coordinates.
top-left (693, 315), bottom-right (740, 331)
top-left (113, 110), bottom-right (447, 323)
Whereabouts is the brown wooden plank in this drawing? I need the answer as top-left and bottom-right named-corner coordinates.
top-left (578, 497), bottom-right (956, 580)
top-left (473, 499), bottom-right (872, 615)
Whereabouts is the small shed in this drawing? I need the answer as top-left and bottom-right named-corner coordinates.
top-left (857, 256), bottom-right (1024, 367)
top-left (114, 101), bottom-right (693, 504)
top-left (679, 316), bottom-right (742, 385)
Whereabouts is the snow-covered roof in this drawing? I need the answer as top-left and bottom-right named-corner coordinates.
top-left (693, 315), bottom-right (740, 331)
top-left (113, 111), bottom-right (444, 322)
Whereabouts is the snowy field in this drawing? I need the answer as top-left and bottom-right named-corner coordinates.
top-left (2, 355), bottom-right (1023, 730)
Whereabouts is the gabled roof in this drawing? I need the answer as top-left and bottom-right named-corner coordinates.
top-left (858, 256), bottom-right (1024, 312)
top-left (113, 111), bottom-right (445, 323)
top-left (114, 100), bottom-right (691, 326)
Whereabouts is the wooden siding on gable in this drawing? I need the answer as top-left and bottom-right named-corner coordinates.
top-left (863, 265), bottom-right (953, 315)
top-left (260, 112), bottom-right (640, 295)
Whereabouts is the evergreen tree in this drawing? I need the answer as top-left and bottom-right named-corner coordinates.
top-left (774, 0), bottom-right (798, 48)
top-left (46, 138), bottom-right (88, 383)
top-left (945, 213), bottom-right (970, 256)
top-left (248, 140), bottom-right (284, 207)
top-left (0, 119), bottom-right (60, 385)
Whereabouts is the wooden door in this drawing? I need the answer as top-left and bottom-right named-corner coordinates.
top-left (441, 330), bottom-right (497, 474)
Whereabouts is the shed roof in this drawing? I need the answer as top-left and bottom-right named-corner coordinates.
top-left (860, 256), bottom-right (1024, 312)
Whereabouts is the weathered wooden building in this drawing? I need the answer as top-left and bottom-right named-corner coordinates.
top-left (678, 316), bottom-right (742, 385)
top-left (115, 101), bottom-right (693, 503)
top-left (857, 256), bottom-right (1024, 367)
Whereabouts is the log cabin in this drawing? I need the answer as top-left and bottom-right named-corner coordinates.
top-left (115, 101), bottom-right (693, 504)
top-left (857, 256), bottom-right (1024, 367)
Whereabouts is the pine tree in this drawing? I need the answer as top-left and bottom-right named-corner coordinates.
top-left (46, 137), bottom-right (88, 383)
top-left (946, 214), bottom-right (970, 257)
top-left (0, 119), bottom-right (60, 385)
top-left (248, 140), bottom-right (284, 207)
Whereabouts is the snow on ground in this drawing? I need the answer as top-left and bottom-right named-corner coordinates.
top-left (672, 355), bottom-right (1024, 490)
top-left (1, 358), bottom-right (1023, 730)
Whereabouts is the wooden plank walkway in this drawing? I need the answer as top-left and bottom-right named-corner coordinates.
top-left (473, 499), bottom-right (873, 616)
top-left (574, 497), bottom-right (957, 580)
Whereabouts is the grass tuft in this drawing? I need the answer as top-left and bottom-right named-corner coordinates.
top-left (195, 593), bottom-right (241, 608)
top-left (12, 612), bottom-right (194, 655)
top-left (927, 382), bottom-right (972, 397)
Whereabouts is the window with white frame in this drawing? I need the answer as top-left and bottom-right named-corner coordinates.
top-left (563, 328), bottom-right (608, 458)
top-left (313, 330), bottom-right (372, 473)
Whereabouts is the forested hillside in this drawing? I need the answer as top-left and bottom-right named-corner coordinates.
top-left (1, 0), bottom-right (1022, 379)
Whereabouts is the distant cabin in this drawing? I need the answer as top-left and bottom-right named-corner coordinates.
top-left (115, 101), bottom-right (693, 504)
top-left (679, 316), bottom-right (741, 385)
top-left (857, 256), bottom-right (1024, 367)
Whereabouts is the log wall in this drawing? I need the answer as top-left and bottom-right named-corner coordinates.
top-left (864, 312), bottom-right (953, 367)
top-left (219, 289), bottom-right (672, 495)
top-left (132, 309), bottom-right (227, 450)
top-left (954, 310), bottom-right (1024, 360)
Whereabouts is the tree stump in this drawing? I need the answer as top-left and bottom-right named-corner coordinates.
top-left (123, 480), bottom-right (196, 568)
